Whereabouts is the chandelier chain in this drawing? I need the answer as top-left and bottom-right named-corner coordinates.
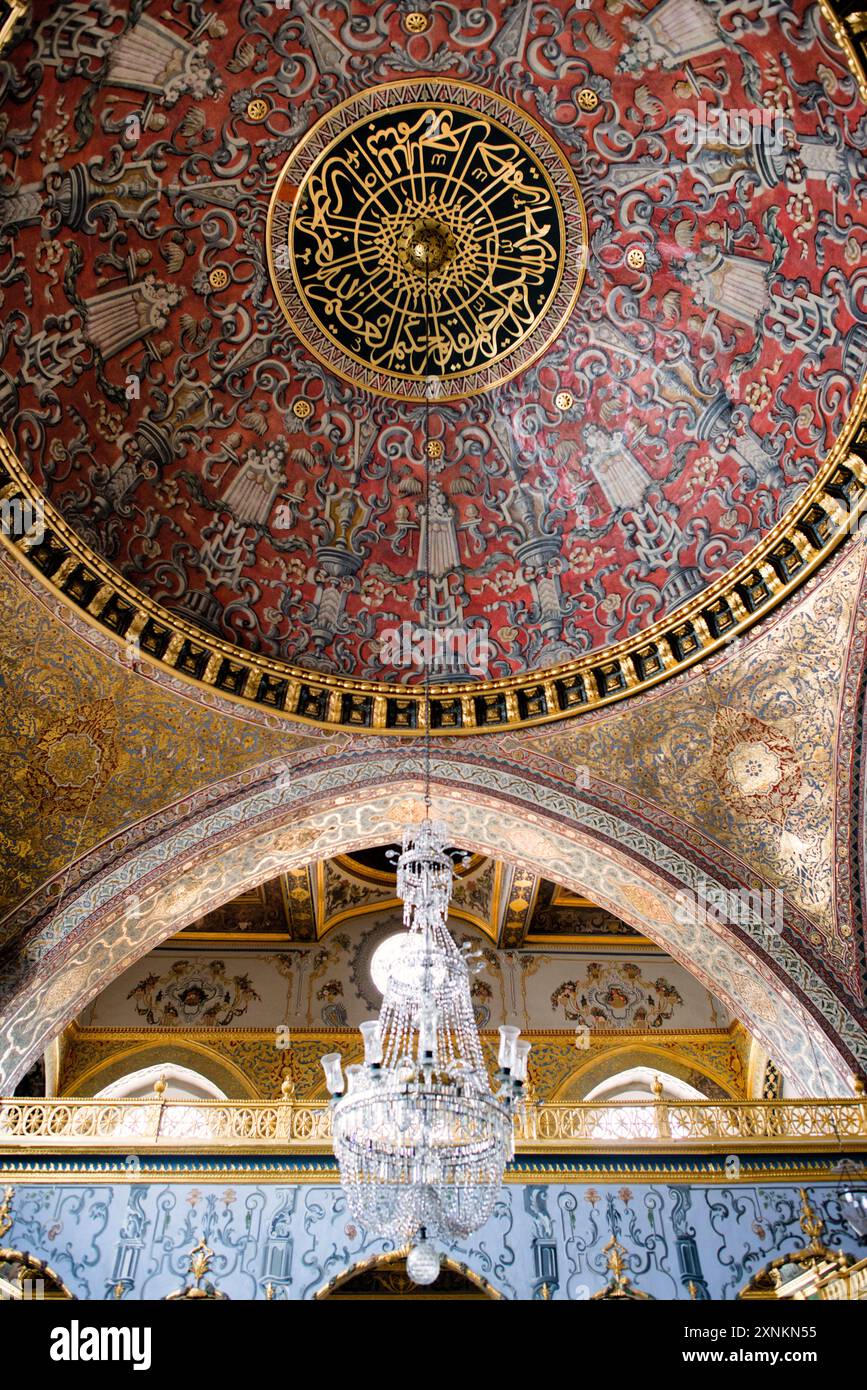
top-left (423, 256), bottom-right (432, 816)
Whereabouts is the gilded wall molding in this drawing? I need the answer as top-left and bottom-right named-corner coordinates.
top-left (0, 1155), bottom-right (862, 1186)
top-left (58, 1023), bottom-right (749, 1103)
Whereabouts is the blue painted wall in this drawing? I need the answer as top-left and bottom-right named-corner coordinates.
top-left (3, 1168), bottom-right (866, 1299)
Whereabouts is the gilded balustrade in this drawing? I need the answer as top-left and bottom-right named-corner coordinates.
top-left (0, 1097), bottom-right (864, 1155)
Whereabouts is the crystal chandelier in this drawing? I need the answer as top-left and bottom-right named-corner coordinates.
top-left (321, 820), bottom-right (529, 1284)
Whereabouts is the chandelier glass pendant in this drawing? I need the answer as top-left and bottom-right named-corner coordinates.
top-left (319, 242), bottom-right (529, 1285)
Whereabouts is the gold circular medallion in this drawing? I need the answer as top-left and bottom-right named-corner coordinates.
top-left (267, 79), bottom-right (587, 401)
top-left (577, 88), bottom-right (599, 112)
top-left (292, 397), bottom-right (313, 419)
top-left (626, 246), bottom-right (646, 270)
top-left (554, 390), bottom-right (574, 411)
top-left (400, 216), bottom-right (456, 276)
top-left (246, 97), bottom-right (270, 122)
top-left (426, 439), bottom-right (443, 459)
top-left (403, 11), bottom-right (430, 33)
top-left (208, 267), bottom-right (229, 290)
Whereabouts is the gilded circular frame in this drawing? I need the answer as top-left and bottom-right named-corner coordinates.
top-left (266, 78), bottom-right (587, 402)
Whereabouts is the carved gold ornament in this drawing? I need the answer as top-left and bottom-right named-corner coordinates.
top-left (0, 1186), bottom-right (13, 1239)
top-left (208, 267), bottom-right (229, 290)
top-left (267, 79), bottom-right (587, 401)
top-left (0, 1), bottom-right (29, 59)
top-left (246, 97), bottom-right (270, 122)
top-left (403, 11), bottom-right (431, 34)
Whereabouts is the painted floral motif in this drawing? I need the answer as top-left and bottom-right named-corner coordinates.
top-left (551, 962), bottom-right (684, 1028)
top-left (471, 979), bottom-right (493, 1027)
top-left (316, 980), bottom-right (347, 1027)
top-left (711, 709), bottom-right (803, 824)
top-left (529, 545), bottom-right (865, 995)
top-left (126, 960), bottom-right (260, 1026)
top-left (16, 700), bottom-right (119, 813)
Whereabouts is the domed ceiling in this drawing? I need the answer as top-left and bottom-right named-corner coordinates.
top-left (0, 0), bottom-right (865, 733)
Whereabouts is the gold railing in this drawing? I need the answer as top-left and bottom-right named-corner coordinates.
top-left (0, 1097), bottom-right (865, 1154)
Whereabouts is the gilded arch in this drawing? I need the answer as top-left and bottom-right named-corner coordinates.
top-left (61, 1040), bottom-right (259, 1101)
top-left (0, 1248), bottom-right (76, 1299)
top-left (314, 1249), bottom-right (504, 1299)
top-left (0, 760), bottom-right (860, 1095)
top-left (551, 1043), bottom-right (742, 1103)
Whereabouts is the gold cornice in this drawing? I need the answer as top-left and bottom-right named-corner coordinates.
top-left (551, 886), bottom-right (595, 908)
top-left (525, 933), bottom-right (654, 947)
top-left (2, 394), bottom-right (866, 733)
top-left (166, 930), bottom-right (294, 944)
top-left (0, 1160), bottom-right (859, 1186)
top-left (64, 1022), bottom-right (745, 1043)
top-left (822, 0), bottom-right (867, 102)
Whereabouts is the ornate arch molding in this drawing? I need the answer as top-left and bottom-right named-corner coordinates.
top-left (838, 557), bottom-right (867, 1005)
top-left (314, 1250), bottom-right (504, 1299)
top-left (550, 1043), bottom-right (741, 1102)
top-left (0, 1247), bottom-right (76, 1299)
top-left (0, 757), bottom-right (861, 1094)
top-left (61, 1039), bottom-right (259, 1101)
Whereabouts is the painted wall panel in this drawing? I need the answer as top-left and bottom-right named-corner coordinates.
top-left (2, 1175), bottom-right (863, 1301)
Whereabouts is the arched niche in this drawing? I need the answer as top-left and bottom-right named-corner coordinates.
top-left (61, 1039), bottom-right (260, 1101)
top-left (553, 1046), bottom-right (740, 1102)
top-left (584, 1066), bottom-right (708, 1102)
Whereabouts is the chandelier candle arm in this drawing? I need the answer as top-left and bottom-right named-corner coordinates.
top-left (359, 1020), bottom-right (384, 1068)
top-left (498, 1025), bottom-right (521, 1073)
top-left (513, 1040), bottom-right (532, 1085)
top-left (320, 1053), bottom-right (345, 1097)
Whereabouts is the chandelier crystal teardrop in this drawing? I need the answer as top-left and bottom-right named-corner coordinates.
top-left (321, 820), bottom-right (528, 1276)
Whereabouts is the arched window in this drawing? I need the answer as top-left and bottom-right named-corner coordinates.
top-left (315, 1252), bottom-right (503, 1300)
top-left (95, 1063), bottom-right (227, 1101)
top-left (584, 1068), bottom-right (707, 1142)
top-left (584, 1067), bottom-right (707, 1103)
top-left (369, 932), bottom-right (409, 995)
